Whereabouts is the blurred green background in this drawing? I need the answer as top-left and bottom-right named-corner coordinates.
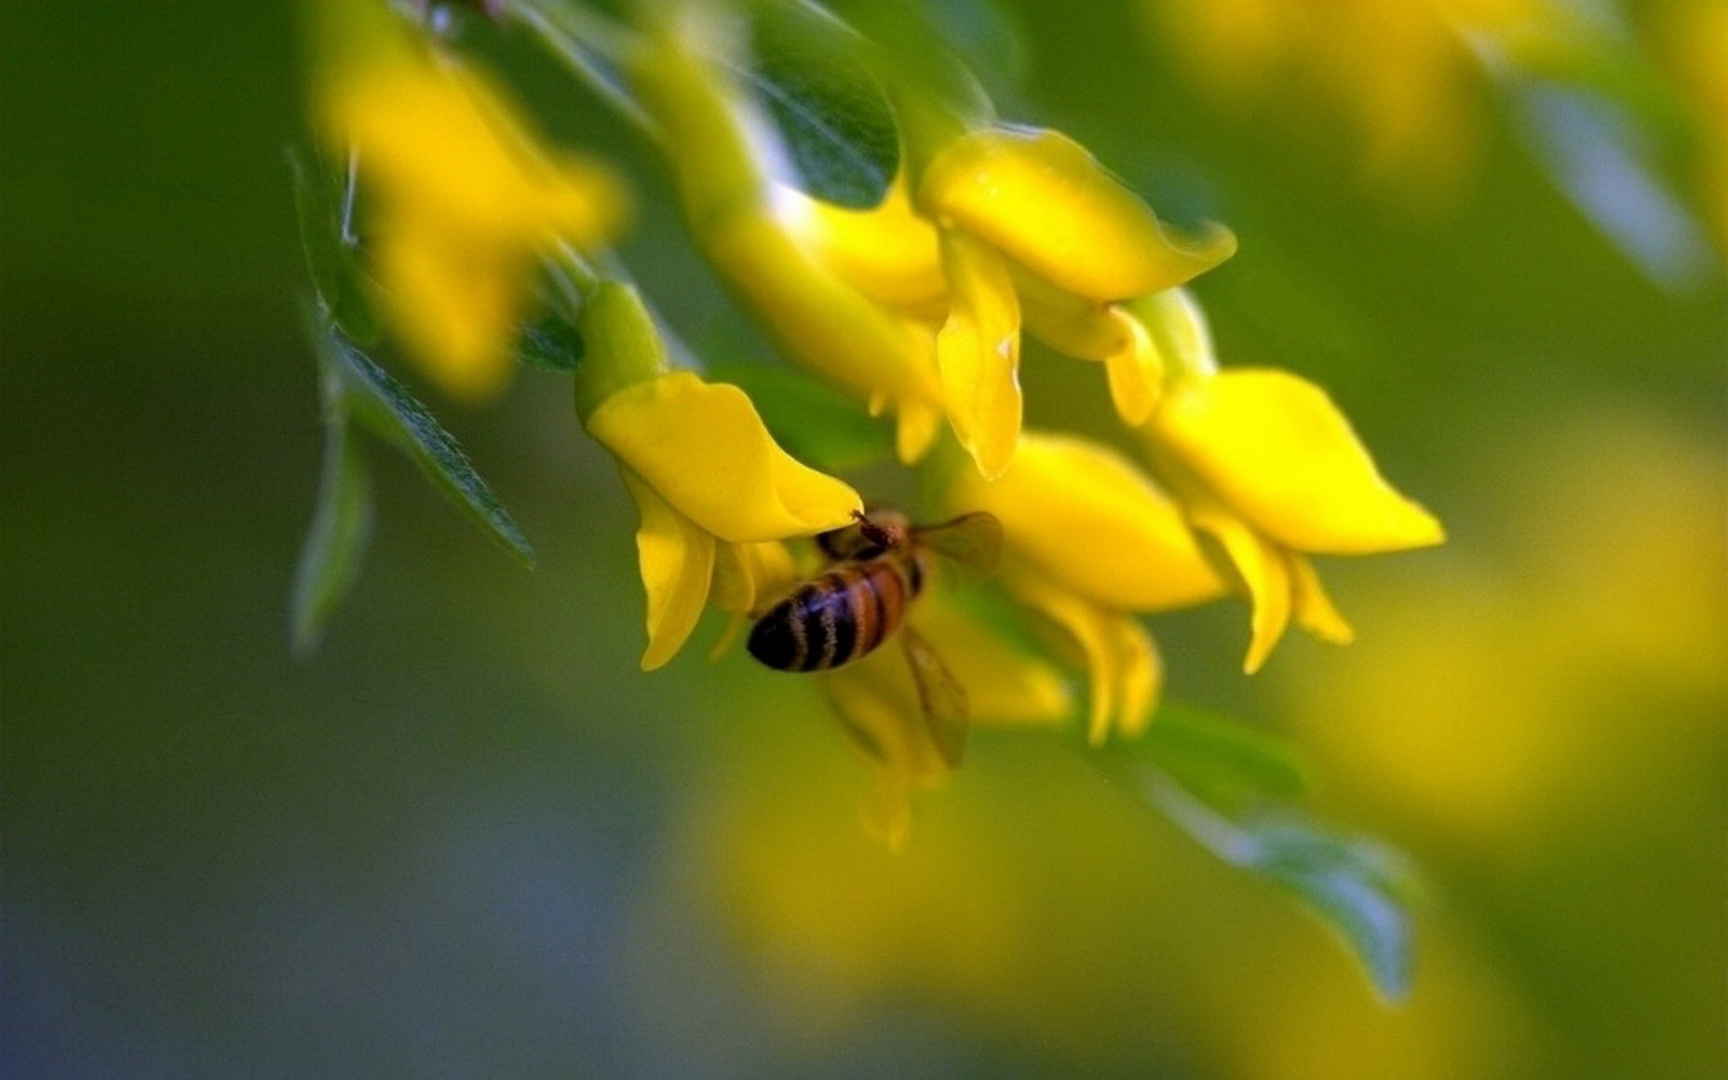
top-left (4, 1), bottom-right (1724, 1077)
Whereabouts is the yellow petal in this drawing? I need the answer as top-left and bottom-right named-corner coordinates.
top-left (1010, 578), bottom-right (1157, 744)
top-left (1016, 267), bottom-right (1125, 358)
top-left (920, 127), bottom-right (1237, 301)
top-left (1289, 553), bottom-right (1356, 645)
top-left (707, 612), bottom-right (748, 662)
top-left (701, 207), bottom-right (947, 450)
top-left (895, 397), bottom-right (944, 466)
top-left (1153, 369), bottom-right (1445, 554)
top-left (936, 232), bottom-right (1023, 479)
top-left (711, 540), bottom-right (797, 615)
top-left (316, 34), bottom-right (625, 403)
top-left (587, 372), bottom-right (862, 542)
top-left (1187, 500), bottom-right (1292, 675)
top-left (953, 432), bottom-right (1228, 611)
top-left (783, 177), bottom-right (948, 318)
top-left (324, 58), bottom-right (625, 245)
top-left (621, 469), bottom-right (716, 671)
top-left (372, 212), bottom-right (523, 402)
top-left (708, 535), bottom-right (794, 656)
top-left (1009, 577), bottom-right (1117, 745)
top-left (1110, 614), bottom-right (1162, 740)
top-left (1101, 307), bottom-right (1164, 426)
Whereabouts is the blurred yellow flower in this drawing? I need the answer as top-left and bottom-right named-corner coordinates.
top-left (824, 593), bottom-right (1073, 849)
top-left (313, 0), bottom-right (627, 401)
top-left (953, 431), bottom-right (1228, 743)
top-left (575, 282), bottom-right (861, 669)
top-left (919, 126), bottom-right (1237, 466)
top-left (1143, 360), bottom-right (1444, 673)
top-left (1279, 411), bottom-right (1727, 849)
top-left (1150, 0), bottom-right (1567, 192)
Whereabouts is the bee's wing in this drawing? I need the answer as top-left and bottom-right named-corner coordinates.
top-left (900, 624), bottom-right (969, 767)
top-left (912, 511), bottom-right (1003, 576)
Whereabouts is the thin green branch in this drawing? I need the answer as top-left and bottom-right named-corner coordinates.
top-left (511, 0), bottom-right (662, 144)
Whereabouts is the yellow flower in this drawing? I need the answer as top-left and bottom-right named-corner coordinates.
top-left (823, 592), bottom-right (1073, 849)
top-left (630, 13), bottom-right (952, 467)
top-left (918, 126), bottom-right (1237, 465)
top-left (574, 282), bottom-right (861, 669)
top-left (632, 11), bottom-right (1234, 479)
top-left (1143, 360), bottom-right (1444, 673)
top-left (952, 431), bottom-right (1229, 744)
top-left (1150, 0), bottom-right (1572, 194)
top-left (313, 0), bottom-right (626, 401)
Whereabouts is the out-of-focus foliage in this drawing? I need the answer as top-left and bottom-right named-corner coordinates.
top-left (4, 0), bottom-right (1723, 1078)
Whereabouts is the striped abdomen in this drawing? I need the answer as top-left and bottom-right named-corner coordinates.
top-left (747, 554), bottom-right (925, 672)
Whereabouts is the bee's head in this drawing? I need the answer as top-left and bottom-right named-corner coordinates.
top-left (817, 507), bottom-right (910, 561)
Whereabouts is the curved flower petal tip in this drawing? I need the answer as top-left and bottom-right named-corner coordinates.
top-left (622, 470), bottom-right (716, 671)
top-left (937, 233), bottom-right (1023, 479)
top-left (895, 398), bottom-right (944, 465)
top-left (587, 373), bottom-right (862, 542)
top-left (1155, 369), bottom-right (1445, 554)
top-left (1289, 553), bottom-right (1355, 645)
top-left (956, 432), bottom-right (1227, 612)
top-left (1101, 307), bottom-right (1164, 425)
top-left (921, 126), bottom-right (1237, 301)
top-left (1188, 501), bottom-right (1292, 674)
top-left (1012, 577), bottom-right (1161, 744)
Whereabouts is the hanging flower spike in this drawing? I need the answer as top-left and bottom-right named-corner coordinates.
top-left (1135, 292), bottom-right (1444, 673)
top-left (314, 0), bottom-right (627, 402)
top-left (824, 592), bottom-right (1072, 849)
top-left (916, 125), bottom-right (1235, 447)
top-left (574, 282), bottom-right (862, 670)
top-left (629, 12), bottom-right (951, 466)
top-left (951, 431), bottom-right (1229, 743)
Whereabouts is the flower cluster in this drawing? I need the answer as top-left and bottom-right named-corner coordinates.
top-left (304, 0), bottom-right (1443, 844)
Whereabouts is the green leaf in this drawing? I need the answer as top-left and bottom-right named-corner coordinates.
top-left (744, 1), bottom-right (900, 208)
top-left (1131, 705), bottom-right (1308, 813)
top-left (518, 311), bottom-right (587, 373)
top-left (312, 318), bottom-right (536, 567)
top-left (287, 145), bottom-right (379, 344)
top-left (1241, 819), bottom-right (1416, 1003)
top-left (1149, 780), bottom-right (1416, 1003)
top-left (290, 366), bottom-right (375, 656)
top-left (708, 360), bottom-right (893, 472)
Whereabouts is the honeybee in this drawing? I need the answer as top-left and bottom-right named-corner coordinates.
top-left (747, 508), bottom-right (1003, 766)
